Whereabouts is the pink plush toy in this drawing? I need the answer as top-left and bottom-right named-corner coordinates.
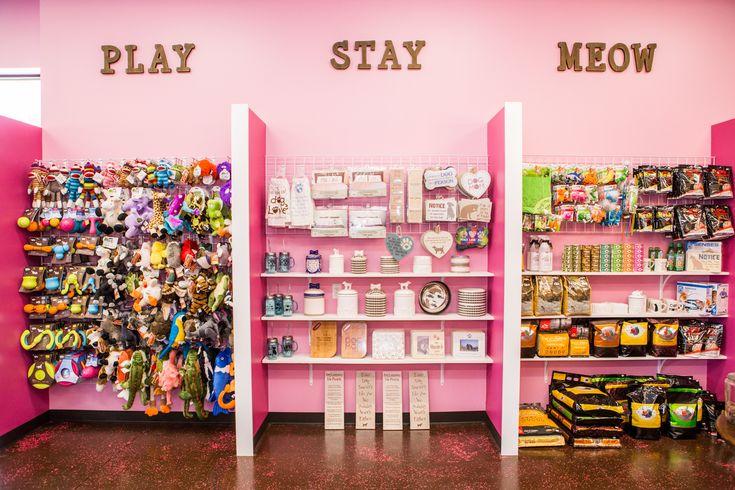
top-left (158, 350), bottom-right (181, 411)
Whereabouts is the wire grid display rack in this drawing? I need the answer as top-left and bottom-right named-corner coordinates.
top-left (264, 155), bottom-right (489, 236)
top-left (523, 154), bottom-right (717, 234)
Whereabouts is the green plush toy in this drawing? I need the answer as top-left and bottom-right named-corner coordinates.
top-left (208, 273), bottom-right (230, 312)
top-left (206, 190), bottom-right (226, 235)
top-left (122, 350), bottom-right (150, 410)
top-left (179, 350), bottom-right (208, 420)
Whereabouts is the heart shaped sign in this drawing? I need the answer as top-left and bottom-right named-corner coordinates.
top-left (385, 233), bottom-right (414, 261)
top-left (459, 170), bottom-right (491, 198)
top-left (420, 229), bottom-right (453, 259)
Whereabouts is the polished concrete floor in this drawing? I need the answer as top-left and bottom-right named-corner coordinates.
top-left (1, 422), bottom-right (735, 489)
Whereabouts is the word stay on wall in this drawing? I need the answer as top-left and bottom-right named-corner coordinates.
top-left (557, 42), bottom-right (657, 73)
top-left (331, 40), bottom-right (426, 70)
top-left (100, 43), bottom-right (196, 75)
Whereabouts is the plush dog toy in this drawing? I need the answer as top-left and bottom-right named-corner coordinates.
top-left (132, 273), bottom-right (161, 312)
top-left (150, 241), bottom-right (167, 269)
top-left (193, 159), bottom-right (218, 185)
top-left (96, 189), bottom-right (127, 235)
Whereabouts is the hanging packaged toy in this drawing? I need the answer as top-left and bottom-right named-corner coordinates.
top-left (671, 165), bottom-right (704, 198)
top-left (704, 165), bottom-right (733, 198)
top-left (703, 204), bottom-right (734, 239)
top-left (575, 205), bottom-right (593, 223)
top-left (569, 185), bottom-right (587, 204)
top-left (634, 206), bottom-right (654, 232)
top-left (635, 165), bottom-right (658, 193)
top-left (552, 185), bottom-right (568, 206)
top-left (556, 205), bottom-right (575, 222)
top-left (653, 206), bottom-right (674, 233)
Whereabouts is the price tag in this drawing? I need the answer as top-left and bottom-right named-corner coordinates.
top-left (131, 187), bottom-right (145, 198)
top-left (102, 236), bottom-right (119, 249)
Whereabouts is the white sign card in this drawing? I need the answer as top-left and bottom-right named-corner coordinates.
top-left (409, 371), bottom-right (430, 430)
top-left (382, 371), bottom-right (403, 431)
top-left (324, 371), bottom-right (345, 430)
top-left (356, 371), bottom-right (376, 430)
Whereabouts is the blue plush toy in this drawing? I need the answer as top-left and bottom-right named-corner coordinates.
top-left (210, 347), bottom-right (233, 415)
top-left (155, 159), bottom-right (175, 188)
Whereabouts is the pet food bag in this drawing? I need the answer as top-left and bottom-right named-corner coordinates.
top-left (672, 165), bottom-right (704, 198)
top-left (547, 406), bottom-right (624, 439)
top-left (518, 404), bottom-right (565, 448)
top-left (521, 276), bottom-right (534, 317)
top-left (702, 322), bottom-right (724, 357)
top-left (703, 204), bottom-right (735, 240)
top-left (520, 321), bottom-right (538, 359)
top-left (592, 321), bottom-right (621, 358)
top-left (537, 331), bottom-right (569, 357)
top-left (703, 165), bottom-right (733, 199)
top-left (550, 384), bottom-right (624, 417)
top-left (649, 319), bottom-right (679, 357)
top-left (563, 276), bottom-right (591, 316)
top-left (666, 387), bottom-right (700, 439)
top-left (673, 204), bottom-right (707, 240)
top-left (678, 320), bottom-right (707, 357)
top-left (534, 276), bottom-right (563, 315)
top-left (627, 384), bottom-right (666, 440)
top-left (619, 320), bottom-right (648, 357)
top-left (568, 325), bottom-right (590, 357)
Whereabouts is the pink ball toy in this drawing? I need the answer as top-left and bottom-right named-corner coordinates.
top-left (59, 217), bottom-right (76, 232)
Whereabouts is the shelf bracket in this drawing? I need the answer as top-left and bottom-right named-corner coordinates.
top-left (659, 275), bottom-right (673, 299)
top-left (657, 359), bottom-right (665, 373)
top-left (440, 364), bottom-right (445, 386)
top-left (543, 361), bottom-right (549, 384)
top-left (440, 320), bottom-right (445, 331)
top-left (308, 364), bottom-right (313, 386)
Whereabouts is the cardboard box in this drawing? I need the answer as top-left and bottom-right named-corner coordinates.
top-left (704, 283), bottom-right (729, 316)
top-left (685, 241), bottom-right (722, 273)
top-left (676, 282), bottom-right (713, 315)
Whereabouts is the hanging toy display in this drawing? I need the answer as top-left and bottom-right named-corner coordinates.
top-left (16, 157), bottom-right (235, 420)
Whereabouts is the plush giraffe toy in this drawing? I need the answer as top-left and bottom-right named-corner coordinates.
top-left (147, 192), bottom-right (167, 237)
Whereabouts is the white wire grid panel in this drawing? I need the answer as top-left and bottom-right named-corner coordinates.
top-left (265, 155), bottom-right (489, 236)
top-left (522, 155), bottom-right (717, 234)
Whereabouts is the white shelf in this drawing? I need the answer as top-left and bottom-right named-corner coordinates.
top-left (262, 313), bottom-right (494, 322)
top-left (522, 355), bottom-right (727, 362)
top-left (263, 354), bottom-right (494, 365)
top-left (522, 313), bottom-right (728, 320)
top-left (261, 271), bottom-right (495, 278)
top-left (522, 271), bottom-right (729, 276)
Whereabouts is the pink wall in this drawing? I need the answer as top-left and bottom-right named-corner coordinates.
top-left (33, 0), bottom-right (735, 413)
top-left (0, 116), bottom-right (47, 436)
top-left (708, 118), bottom-right (735, 397)
top-left (0, 0), bottom-right (39, 67)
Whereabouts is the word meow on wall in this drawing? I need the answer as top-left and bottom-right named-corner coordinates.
top-left (557, 42), bottom-right (657, 73)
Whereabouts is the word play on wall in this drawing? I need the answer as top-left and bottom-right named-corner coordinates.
top-left (100, 43), bottom-right (196, 75)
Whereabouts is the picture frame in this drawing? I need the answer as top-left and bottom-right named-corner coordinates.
top-left (410, 330), bottom-right (445, 359)
top-left (451, 330), bottom-right (485, 358)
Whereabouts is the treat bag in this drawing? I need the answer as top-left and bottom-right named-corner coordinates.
top-left (290, 175), bottom-right (313, 228)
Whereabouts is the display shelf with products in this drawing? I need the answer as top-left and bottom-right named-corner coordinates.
top-left (522, 313), bottom-right (728, 319)
top-left (261, 271), bottom-right (496, 278)
top-left (522, 271), bottom-right (729, 276)
top-left (262, 313), bottom-right (495, 322)
top-left (521, 355), bottom-right (727, 362)
top-left (262, 354), bottom-right (494, 365)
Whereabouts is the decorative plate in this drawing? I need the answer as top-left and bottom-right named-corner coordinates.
top-left (419, 281), bottom-right (451, 315)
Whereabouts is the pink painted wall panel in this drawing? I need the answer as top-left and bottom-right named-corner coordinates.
top-left (708, 118), bottom-right (735, 397)
top-left (0, 116), bottom-right (47, 435)
top-left (486, 109), bottom-right (506, 432)
top-left (0, 0), bottom-right (39, 67)
top-left (268, 365), bottom-right (486, 413)
top-left (248, 110), bottom-right (269, 432)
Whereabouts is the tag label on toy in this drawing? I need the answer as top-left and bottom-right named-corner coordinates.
top-left (102, 236), bottom-right (118, 249)
top-left (423, 167), bottom-right (457, 190)
top-left (106, 187), bottom-right (122, 199)
top-left (424, 198), bottom-right (457, 222)
top-left (131, 187), bottom-right (145, 198)
top-left (56, 174), bottom-right (67, 185)
top-left (127, 173), bottom-right (138, 185)
top-left (458, 198), bottom-right (492, 222)
top-left (93, 173), bottom-right (104, 185)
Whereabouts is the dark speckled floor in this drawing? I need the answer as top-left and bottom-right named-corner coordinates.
top-left (1, 422), bottom-right (735, 489)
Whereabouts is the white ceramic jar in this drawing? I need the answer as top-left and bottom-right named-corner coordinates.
top-left (329, 248), bottom-right (344, 274)
top-left (412, 256), bottom-right (432, 274)
top-left (393, 281), bottom-right (416, 317)
top-left (336, 281), bottom-right (358, 316)
top-left (304, 283), bottom-right (325, 316)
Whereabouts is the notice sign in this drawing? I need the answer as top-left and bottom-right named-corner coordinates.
top-left (356, 371), bottom-right (376, 430)
top-left (382, 371), bottom-right (403, 431)
top-left (325, 371), bottom-right (344, 430)
top-left (409, 371), bottom-right (430, 430)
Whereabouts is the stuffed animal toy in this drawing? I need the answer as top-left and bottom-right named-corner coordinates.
top-left (150, 307), bottom-right (171, 339)
top-left (132, 273), bottom-right (161, 312)
top-left (189, 273), bottom-right (214, 317)
top-left (206, 190), bottom-right (226, 235)
top-left (96, 189), bottom-right (126, 235)
top-left (216, 242), bottom-right (230, 267)
top-left (77, 162), bottom-right (101, 208)
top-left (65, 164), bottom-right (83, 207)
top-left (150, 241), bottom-right (167, 269)
top-left (94, 246), bottom-right (113, 275)
top-left (121, 350), bottom-right (150, 410)
top-left (217, 161), bottom-right (231, 183)
top-left (179, 349), bottom-right (209, 420)
top-left (60, 270), bottom-right (82, 297)
top-left (43, 163), bottom-right (66, 209)
top-left (123, 208), bottom-right (146, 239)
top-left (27, 163), bottom-right (48, 209)
top-left (165, 242), bottom-right (181, 268)
top-left (154, 159), bottom-right (175, 188)
top-left (28, 353), bottom-right (56, 390)
top-left (210, 347), bottom-right (233, 415)
top-left (122, 194), bottom-right (153, 219)
top-left (146, 160), bottom-right (158, 187)
top-left (136, 241), bottom-right (152, 269)
top-left (96, 348), bottom-right (120, 392)
top-left (183, 318), bottom-right (201, 341)
top-left (115, 349), bottom-right (133, 392)
top-left (158, 350), bottom-right (181, 412)
top-left (101, 161), bottom-right (120, 189)
top-left (147, 192), bottom-right (167, 237)
top-left (208, 273), bottom-right (230, 312)
top-left (181, 239), bottom-right (199, 266)
top-left (173, 277), bottom-right (191, 309)
top-left (164, 192), bottom-right (185, 235)
top-left (159, 311), bottom-right (186, 359)
top-left (192, 159), bottom-right (218, 185)
top-left (217, 316), bottom-right (233, 344)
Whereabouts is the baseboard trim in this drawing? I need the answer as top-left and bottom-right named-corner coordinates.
top-left (0, 412), bottom-right (50, 448)
top-left (48, 409), bottom-right (235, 425)
top-left (267, 410), bottom-right (489, 425)
top-left (253, 413), bottom-right (272, 451)
top-left (484, 415), bottom-right (501, 447)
